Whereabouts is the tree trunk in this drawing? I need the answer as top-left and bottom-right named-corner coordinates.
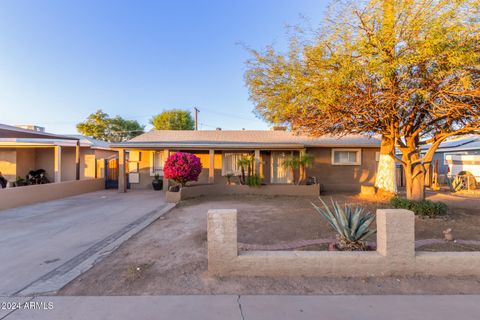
top-left (405, 165), bottom-right (425, 201)
top-left (375, 136), bottom-right (397, 194)
top-left (402, 144), bottom-right (426, 201)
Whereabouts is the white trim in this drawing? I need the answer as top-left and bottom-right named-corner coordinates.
top-left (331, 148), bottom-right (362, 166)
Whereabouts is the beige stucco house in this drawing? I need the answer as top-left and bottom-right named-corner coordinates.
top-left (111, 129), bottom-right (381, 193)
top-left (0, 124), bottom-right (117, 185)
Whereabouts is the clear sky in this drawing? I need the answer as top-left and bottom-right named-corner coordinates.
top-left (0, 0), bottom-right (328, 134)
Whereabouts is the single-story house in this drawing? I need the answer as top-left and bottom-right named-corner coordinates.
top-left (0, 124), bottom-right (117, 185)
top-left (111, 129), bottom-right (381, 193)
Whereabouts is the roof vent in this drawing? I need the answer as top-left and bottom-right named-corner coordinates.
top-left (271, 126), bottom-right (287, 131)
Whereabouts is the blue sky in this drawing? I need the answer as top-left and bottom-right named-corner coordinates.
top-left (0, 0), bottom-right (328, 134)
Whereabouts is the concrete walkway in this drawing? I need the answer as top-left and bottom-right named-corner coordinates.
top-left (0, 295), bottom-right (479, 320)
top-left (0, 190), bottom-right (174, 296)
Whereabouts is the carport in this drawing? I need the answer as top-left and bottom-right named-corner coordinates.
top-left (0, 123), bottom-right (81, 182)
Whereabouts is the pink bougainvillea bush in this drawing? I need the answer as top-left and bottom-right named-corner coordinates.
top-left (163, 152), bottom-right (203, 187)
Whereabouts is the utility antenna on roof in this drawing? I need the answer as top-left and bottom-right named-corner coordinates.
top-left (194, 107), bottom-right (200, 130)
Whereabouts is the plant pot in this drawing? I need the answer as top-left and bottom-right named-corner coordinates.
top-left (169, 185), bottom-right (180, 192)
top-left (152, 179), bottom-right (163, 191)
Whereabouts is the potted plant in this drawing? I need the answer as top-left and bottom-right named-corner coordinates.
top-left (152, 174), bottom-right (163, 191)
top-left (15, 176), bottom-right (27, 187)
top-left (225, 172), bottom-right (234, 185)
top-left (311, 198), bottom-right (376, 251)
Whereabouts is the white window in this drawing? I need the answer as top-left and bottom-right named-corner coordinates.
top-left (222, 153), bottom-right (248, 176)
top-left (331, 149), bottom-right (362, 165)
top-left (150, 151), bottom-right (164, 176)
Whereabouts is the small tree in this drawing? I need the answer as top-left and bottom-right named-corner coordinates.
top-left (77, 110), bottom-right (144, 142)
top-left (150, 109), bottom-right (195, 130)
top-left (163, 152), bottom-right (203, 187)
top-left (246, 0), bottom-right (480, 200)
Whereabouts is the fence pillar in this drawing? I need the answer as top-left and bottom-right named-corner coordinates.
top-left (207, 209), bottom-right (238, 275)
top-left (376, 209), bottom-right (415, 272)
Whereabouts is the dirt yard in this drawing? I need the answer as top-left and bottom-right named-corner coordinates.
top-left (59, 192), bottom-right (480, 296)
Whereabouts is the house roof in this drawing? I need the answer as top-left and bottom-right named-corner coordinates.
top-left (64, 135), bottom-right (112, 149)
top-left (431, 135), bottom-right (480, 153)
top-left (394, 135), bottom-right (480, 155)
top-left (110, 130), bottom-right (381, 149)
top-left (0, 123), bottom-right (79, 140)
top-left (0, 124), bottom-right (112, 149)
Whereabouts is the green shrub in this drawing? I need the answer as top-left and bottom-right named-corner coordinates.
top-left (390, 197), bottom-right (447, 218)
top-left (246, 174), bottom-right (262, 187)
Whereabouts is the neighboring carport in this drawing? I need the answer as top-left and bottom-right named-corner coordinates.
top-left (0, 123), bottom-right (81, 182)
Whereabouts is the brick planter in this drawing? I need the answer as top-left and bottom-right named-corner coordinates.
top-left (165, 190), bottom-right (181, 203)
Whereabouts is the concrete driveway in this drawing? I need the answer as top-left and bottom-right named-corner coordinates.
top-left (0, 190), bottom-right (174, 296)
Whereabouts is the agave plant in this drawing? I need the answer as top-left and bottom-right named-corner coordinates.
top-left (449, 175), bottom-right (465, 192)
top-left (311, 198), bottom-right (376, 251)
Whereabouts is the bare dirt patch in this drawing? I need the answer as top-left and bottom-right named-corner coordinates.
top-left (59, 193), bottom-right (480, 296)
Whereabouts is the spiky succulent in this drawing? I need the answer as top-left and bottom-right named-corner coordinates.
top-left (311, 198), bottom-right (376, 251)
top-left (449, 176), bottom-right (464, 192)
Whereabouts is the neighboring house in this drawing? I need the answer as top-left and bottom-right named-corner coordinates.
top-left (0, 124), bottom-right (117, 185)
top-left (111, 129), bottom-right (381, 192)
top-left (396, 135), bottom-right (480, 187)
top-left (429, 135), bottom-right (480, 185)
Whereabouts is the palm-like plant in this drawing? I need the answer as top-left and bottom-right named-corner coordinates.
top-left (282, 153), bottom-right (313, 184)
top-left (311, 198), bottom-right (376, 251)
top-left (237, 155), bottom-right (254, 185)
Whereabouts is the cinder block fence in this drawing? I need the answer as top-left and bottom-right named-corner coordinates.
top-left (207, 209), bottom-right (480, 277)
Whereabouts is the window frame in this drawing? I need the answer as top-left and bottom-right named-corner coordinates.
top-left (331, 148), bottom-right (362, 166)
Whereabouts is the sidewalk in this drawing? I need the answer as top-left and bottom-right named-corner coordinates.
top-left (1, 295), bottom-right (479, 320)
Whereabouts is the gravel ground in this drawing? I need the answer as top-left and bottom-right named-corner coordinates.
top-left (59, 192), bottom-right (480, 296)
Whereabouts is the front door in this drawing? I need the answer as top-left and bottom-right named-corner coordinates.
top-left (271, 151), bottom-right (293, 184)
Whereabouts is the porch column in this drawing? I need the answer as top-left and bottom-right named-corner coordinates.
top-left (54, 146), bottom-right (62, 183)
top-left (209, 149), bottom-right (215, 183)
top-left (300, 148), bottom-right (306, 183)
top-left (75, 140), bottom-right (81, 180)
top-left (118, 149), bottom-right (127, 193)
top-left (162, 149), bottom-right (170, 191)
top-left (254, 149), bottom-right (261, 175)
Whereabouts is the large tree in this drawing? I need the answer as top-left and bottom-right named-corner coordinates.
top-left (150, 109), bottom-right (195, 130)
top-left (246, 0), bottom-right (480, 200)
top-left (77, 110), bottom-right (144, 142)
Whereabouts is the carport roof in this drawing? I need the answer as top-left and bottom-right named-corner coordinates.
top-left (0, 123), bottom-right (79, 140)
